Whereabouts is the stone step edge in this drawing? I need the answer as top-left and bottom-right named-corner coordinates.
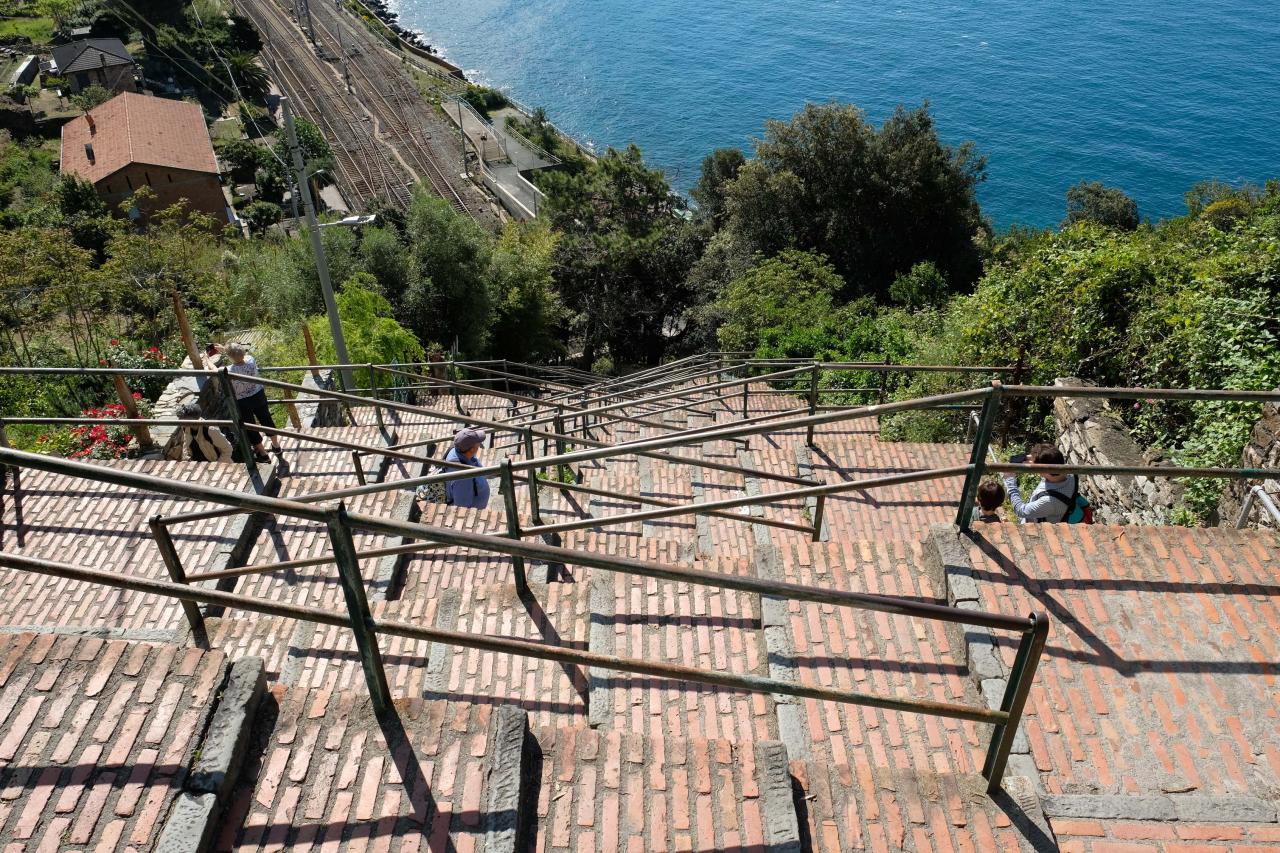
top-left (154, 656), bottom-right (267, 853)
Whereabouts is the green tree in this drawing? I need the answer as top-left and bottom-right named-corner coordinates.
top-left (717, 249), bottom-right (845, 353)
top-left (360, 225), bottom-right (412, 304)
top-left (303, 273), bottom-right (425, 366)
top-left (541, 145), bottom-right (702, 364)
top-left (889, 261), bottom-right (949, 310)
top-left (70, 85), bottom-right (113, 113)
top-left (242, 200), bottom-right (281, 235)
top-left (489, 219), bottom-right (565, 361)
top-left (724, 101), bottom-right (987, 300)
top-left (691, 147), bottom-right (745, 228)
top-left (222, 51), bottom-right (270, 101)
top-left (98, 192), bottom-right (223, 344)
top-left (400, 190), bottom-right (494, 354)
top-left (1064, 181), bottom-right (1140, 230)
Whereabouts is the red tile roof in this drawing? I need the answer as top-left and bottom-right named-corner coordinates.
top-left (60, 92), bottom-right (220, 184)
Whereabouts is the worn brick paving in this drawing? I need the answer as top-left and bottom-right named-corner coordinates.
top-left (967, 523), bottom-right (1280, 802)
top-left (0, 632), bottom-right (226, 849)
top-left (793, 760), bottom-right (1044, 853)
top-left (215, 689), bottom-right (500, 852)
top-left (0, 461), bottom-right (246, 633)
top-left (7, 383), bottom-right (1280, 849)
top-left (779, 538), bottom-right (992, 775)
top-left (597, 541), bottom-right (778, 747)
top-left (532, 725), bottom-right (772, 853)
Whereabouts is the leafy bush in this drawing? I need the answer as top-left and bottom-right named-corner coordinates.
top-left (1064, 181), bottom-right (1140, 231)
top-left (462, 84), bottom-right (509, 117)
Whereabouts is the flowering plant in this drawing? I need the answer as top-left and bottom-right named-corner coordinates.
top-left (33, 394), bottom-right (153, 460)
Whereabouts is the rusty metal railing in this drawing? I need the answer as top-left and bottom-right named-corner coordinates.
top-left (0, 445), bottom-right (1047, 793)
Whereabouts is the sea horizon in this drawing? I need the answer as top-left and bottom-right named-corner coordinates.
top-left (392, 0), bottom-right (1280, 229)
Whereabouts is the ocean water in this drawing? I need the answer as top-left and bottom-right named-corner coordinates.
top-left (392, 0), bottom-right (1280, 228)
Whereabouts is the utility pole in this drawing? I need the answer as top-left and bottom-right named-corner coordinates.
top-left (457, 100), bottom-right (469, 177)
top-left (300, 0), bottom-right (315, 42)
top-left (282, 97), bottom-right (353, 390)
top-left (335, 0), bottom-right (351, 92)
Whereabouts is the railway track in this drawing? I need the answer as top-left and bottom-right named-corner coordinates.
top-left (302, 0), bottom-right (481, 219)
top-left (237, 0), bottom-right (415, 210)
top-left (237, 0), bottom-right (492, 222)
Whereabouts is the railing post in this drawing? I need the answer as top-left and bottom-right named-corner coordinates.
top-left (148, 516), bottom-right (207, 647)
top-left (741, 372), bottom-right (750, 419)
top-left (332, 368), bottom-right (359, 426)
top-left (522, 429), bottom-right (542, 525)
top-left (281, 387), bottom-right (303, 429)
top-left (811, 493), bottom-right (827, 542)
top-left (324, 504), bottom-right (393, 717)
top-left (107, 366), bottom-right (154, 452)
top-left (500, 460), bottom-right (529, 595)
top-left (956, 383), bottom-right (1002, 532)
top-left (982, 612), bottom-right (1049, 793)
top-left (877, 356), bottom-right (891, 405)
top-left (218, 368), bottom-right (257, 475)
top-left (806, 361), bottom-right (820, 447)
top-left (171, 290), bottom-right (204, 372)
top-left (553, 410), bottom-right (570, 483)
top-left (368, 364), bottom-right (385, 432)
top-left (351, 451), bottom-right (367, 485)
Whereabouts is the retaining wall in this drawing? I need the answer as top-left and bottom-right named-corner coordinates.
top-left (1218, 400), bottom-right (1280, 530)
top-left (1051, 377), bottom-right (1186, 525)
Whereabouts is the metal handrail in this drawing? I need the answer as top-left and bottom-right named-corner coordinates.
top-left (0, 445), bottom-right (1046, 792)
top-left (0, 551), bottom-right (1019, 727)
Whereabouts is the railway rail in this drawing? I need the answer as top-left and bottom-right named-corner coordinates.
top-left (238, 0), bottom-right (492, 222)
top-left (303, 0), bottom-right (471, 214)
top-left (239, 0), bottom-right (414, 209)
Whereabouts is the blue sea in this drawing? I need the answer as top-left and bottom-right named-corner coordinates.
top-left (393, 0), bottom-right (1280, 228)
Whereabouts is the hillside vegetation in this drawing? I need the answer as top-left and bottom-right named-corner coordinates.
top-left (0, 0), bottom-right (1275, 521)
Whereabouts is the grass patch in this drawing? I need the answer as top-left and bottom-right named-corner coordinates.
top-left (0, 15), bottom-right (53, 44)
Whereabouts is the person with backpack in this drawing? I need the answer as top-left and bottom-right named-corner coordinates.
top-left (172, 401), bottom-right (233, 462)
top-left (418, 427), bottom-right (491, 509)
top-left (1003, 443), bottom-right (1092, 524)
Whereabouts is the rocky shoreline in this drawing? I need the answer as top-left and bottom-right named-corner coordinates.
top-left (361, 0), bottom-right (436, 54)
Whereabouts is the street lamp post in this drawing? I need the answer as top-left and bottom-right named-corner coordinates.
top-left (281, 97), bottom-right (353, 391)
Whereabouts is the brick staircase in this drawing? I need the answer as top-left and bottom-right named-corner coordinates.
top-left (3, 383), bottom-right (1280, 850)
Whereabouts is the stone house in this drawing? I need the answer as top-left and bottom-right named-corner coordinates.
top-left (59, 92), bottom-right (231, 227)
top-left (48, 38), bottom-right (138, 94)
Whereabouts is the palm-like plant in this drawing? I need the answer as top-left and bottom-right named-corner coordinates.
top-left (223, 51), bottom-right (270, 102)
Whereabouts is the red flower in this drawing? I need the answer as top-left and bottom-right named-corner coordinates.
top-left (110, 339), bottom-right (118, 346)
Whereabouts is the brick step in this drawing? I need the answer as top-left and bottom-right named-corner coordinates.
top-left (584, 546), bottom-right (779, 747)
top-left (531, 724), bottom-right (802, 852)
top-left (963, 521), bottom-right (1280, 803)
top-left (769, 535), bottom-right (985, 771)
top-left (299, 580), bottom-right (591, 731)
top-left (0, 459), bottom-right (266, 634)
top-left (213, 689), bottom-right (532, 853)
top-left (792, 758), bottom-right (1053, 852)
top-left (0, 631), bottom-right (263, 852)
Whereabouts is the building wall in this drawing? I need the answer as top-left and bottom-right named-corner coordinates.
top-left (68, 63), bottom-right (136, 94)
top-left (96, 163), bottom-right (228, 227)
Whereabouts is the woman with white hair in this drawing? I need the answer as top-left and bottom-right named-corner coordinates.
top-left (209, 342), bottom-right (283, 464)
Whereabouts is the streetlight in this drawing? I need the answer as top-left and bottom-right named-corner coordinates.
top-left (319, 214), bottom-right (378, 228)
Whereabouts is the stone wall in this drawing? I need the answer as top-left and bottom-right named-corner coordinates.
top-left (1052, 377), bottom-right (1187, 525)
top-left (1218, 401), bottom-right (1280, 530)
